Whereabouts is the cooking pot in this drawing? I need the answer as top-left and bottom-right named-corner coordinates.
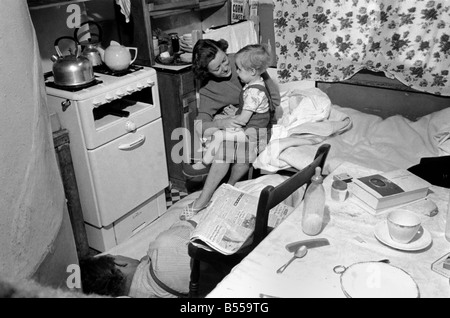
top-left (74, 21), bottom-right (103, 67)
top-left (51, 36), bottom-right (94, 87)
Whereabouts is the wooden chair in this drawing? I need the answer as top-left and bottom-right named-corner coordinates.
top-left (187, 143), bottom-right (331, 297)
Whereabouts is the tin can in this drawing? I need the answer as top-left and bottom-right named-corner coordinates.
top-left (169, 33), bottom-right (180, 54)
top-left (152, 36), bottom-right (160, 57)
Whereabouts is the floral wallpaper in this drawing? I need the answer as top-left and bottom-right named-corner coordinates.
top-left (273, 0), bottom-right (450, 96)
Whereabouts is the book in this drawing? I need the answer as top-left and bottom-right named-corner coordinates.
top-left (350, 169), bottom-right (431, 215)
top-left (189, 183), bottom-right (294, 255)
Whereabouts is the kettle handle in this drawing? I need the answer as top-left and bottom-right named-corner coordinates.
top-left (74, 21), bottom-right (103, 44)
top-left (54, 36), bottom-right (80, 57)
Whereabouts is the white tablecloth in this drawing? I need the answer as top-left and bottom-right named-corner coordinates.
top-left (207, 162), bottom-right (450, 298)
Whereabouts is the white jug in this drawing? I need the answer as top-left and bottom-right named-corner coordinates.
top-left (100, 41), bottom-right (138, 72)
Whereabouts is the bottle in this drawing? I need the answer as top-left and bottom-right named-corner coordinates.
top-left (152, 36), bottom-right (159, 57)
top-left (445, 192), bottom-right (450, 242)
top-left (302, 167), bottom-right (326, 236)
top-left (169, 33), bottom-right (179, 54)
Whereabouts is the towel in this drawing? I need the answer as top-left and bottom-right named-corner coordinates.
top-left (204, 21), bottom-right (258, 53)
top-left (115, 0), bottom-right (131, 23)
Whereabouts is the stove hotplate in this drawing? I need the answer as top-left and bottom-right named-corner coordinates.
top-left (93, 64), bottom-right (144, 77)
top-left (45, 78), bottom-right (103, 92)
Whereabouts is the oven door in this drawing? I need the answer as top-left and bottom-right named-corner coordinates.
top-left (87, 118), bottom-right (168, 227)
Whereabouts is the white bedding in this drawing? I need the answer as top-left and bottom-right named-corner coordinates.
top-left (279, 105), bottom-right (450, 173)
top-left (254, 79), bottom-right (450, 174)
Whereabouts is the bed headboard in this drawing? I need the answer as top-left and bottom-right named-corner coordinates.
top-left (317, 72), bottom-right (450, 121)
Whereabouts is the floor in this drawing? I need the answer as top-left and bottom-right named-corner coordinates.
top-left (165, 187), bottom-right (189, 209)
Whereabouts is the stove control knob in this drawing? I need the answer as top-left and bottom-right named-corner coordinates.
top-left (93, 99), bottom-right (102, 107)
top-left (125, 121), bottom-right (137, 132)
top-left (116, 89), bottom-right (126, 97)
top-left (146, 80), bottom-right (155, 87)
top-left (136, 82), bottom-right (145, 90)
top-left (126, 86), bottom-right (135, 94)
top-left (105, 94), bottom-right (115, 102)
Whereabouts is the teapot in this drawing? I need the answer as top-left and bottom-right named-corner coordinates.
top-left (74, 21), bottom-right (103, 67)
top-left (99, 41), bottom-right (138, 72)
top-left (51, 36), bottom-right (94, 87)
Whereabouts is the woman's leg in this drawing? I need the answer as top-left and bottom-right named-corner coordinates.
top-left (227, 163), bottom-right (250, 186)
top-left (193, 160), bottom-right (231, 208)
top-left (183, 131), bottom-right (226, 174)
top-left (180, 160), bottom-right (231, 220)
top-left (201, 131), bottom-right (226, 165)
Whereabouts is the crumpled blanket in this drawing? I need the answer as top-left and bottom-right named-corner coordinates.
top-left (434, 131), bottom-right (450, 156)
top-left (277, 87), bottom-right (332, 130)
top-left (253, 103), bottom-right (352, 172)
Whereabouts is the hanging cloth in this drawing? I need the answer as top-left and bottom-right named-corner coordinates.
top-left (273, 0), bottom-right (450, 96)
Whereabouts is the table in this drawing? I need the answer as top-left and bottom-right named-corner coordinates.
top-left (207, 162), bottom-right (450, 298)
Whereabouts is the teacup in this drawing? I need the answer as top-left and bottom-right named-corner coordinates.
top-left (387, 210), bottom-right (421, 244)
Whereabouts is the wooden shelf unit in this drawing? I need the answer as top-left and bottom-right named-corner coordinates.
top-left (130, 0), bottom-right (230, 66)
top-left (147, 0), bottom-right (228, 18)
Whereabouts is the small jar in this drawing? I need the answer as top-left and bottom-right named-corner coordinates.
top-left (159, 41), bottom-right (171, 55)
top-left (331, 180), bottom-right (348, 202)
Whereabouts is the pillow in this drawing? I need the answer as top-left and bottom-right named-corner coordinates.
top-left (410, 107), bottom-right (450, 156)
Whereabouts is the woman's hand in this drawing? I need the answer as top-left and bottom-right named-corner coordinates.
top-left (216, 116), bottom-right (245, 129)
top-left (222, 105), bottom-right (238, 116)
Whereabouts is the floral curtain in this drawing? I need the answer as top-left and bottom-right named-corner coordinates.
top-left (273, 0), bottom-right (450, 96)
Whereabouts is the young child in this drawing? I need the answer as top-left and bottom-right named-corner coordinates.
top-left (181, 44), bottom-right (274, 220)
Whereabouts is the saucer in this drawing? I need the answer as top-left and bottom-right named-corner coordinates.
top-left (374, 221), bottom-right (432, 251)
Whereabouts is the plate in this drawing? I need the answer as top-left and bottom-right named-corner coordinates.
top-left (340, 262), bottom-right (420, 298)
top-left (374, 220), bottom-right (432, 251)
top-left (155, 55), bottom-right (190, 66)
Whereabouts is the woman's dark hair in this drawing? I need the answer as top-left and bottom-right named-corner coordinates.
top-left (192, 39), bottom-right (229, 83)
top-left (79, 255), bottom-right (127, 297)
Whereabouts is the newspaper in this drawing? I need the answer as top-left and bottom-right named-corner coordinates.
top-left (189, 183), bottom-right (294, 255)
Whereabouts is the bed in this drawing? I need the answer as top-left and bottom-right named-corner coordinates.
top-left (253, 70), bottom-right (450, 175)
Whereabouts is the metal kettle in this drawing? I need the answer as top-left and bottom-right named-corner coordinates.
top-left (51, 36), bottom-right (94, 87)
top-left (74, 21), bottom-right (103, 67)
